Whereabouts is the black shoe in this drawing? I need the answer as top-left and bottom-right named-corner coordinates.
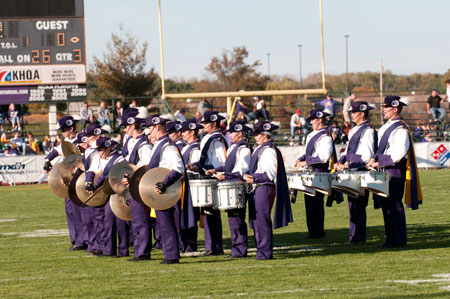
top-left (90, 249), bottom-right (103, 256)
top-left (211, 250), bottom-right (224, 256)
top-left (128, 256), bottom-right (150, 262)
top-left (70, 245), bottom-right (87, 251)
top-left (305, 233), bottom-right (325, 239)
top-left (160, 259), bottom-right (179, 264)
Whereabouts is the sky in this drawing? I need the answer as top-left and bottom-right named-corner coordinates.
top-left (84, 0), bottom-right (450, 81)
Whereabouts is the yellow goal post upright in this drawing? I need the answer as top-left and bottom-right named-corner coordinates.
top-left (157, 0), bottom-right (327, 121)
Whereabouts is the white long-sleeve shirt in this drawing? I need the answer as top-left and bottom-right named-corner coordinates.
top-left (253, 145), bottom-right (277, 182)
top-left (304, 130), bottom-right (333, 163)
top-left (123, 135), bottom-right (152, 167)
top-left (199, 132), bottom-right (227, 168)
top-left (342, 123), bottom-right (375, 164)
top-left (226, 143), bottom-right (251, 176)
top-left (377, 119), bottom-right (409, 163)
top-left (145, 138), bottom-right (185, 173)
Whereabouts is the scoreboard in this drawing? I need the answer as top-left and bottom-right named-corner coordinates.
top-left (0, 0), bottom-right (87, 103)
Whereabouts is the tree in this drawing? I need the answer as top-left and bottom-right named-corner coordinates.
top-left (205, 46), bottom-right (268, 91)
top-left (91, 25), bottom-right (159, 98)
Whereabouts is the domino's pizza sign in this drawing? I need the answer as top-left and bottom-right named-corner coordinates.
top-left (431, 144), bottom-right (450, 166)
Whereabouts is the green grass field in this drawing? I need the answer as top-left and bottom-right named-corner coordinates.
top-left (1, 169), bottom-right (450, 298)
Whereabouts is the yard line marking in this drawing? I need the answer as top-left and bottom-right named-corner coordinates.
top-left (389, 273), bottom-right (450, 291)
top-left (0, 229), bottom-right (68, 238)
top-left (0, 219), bottom-right (17, 223)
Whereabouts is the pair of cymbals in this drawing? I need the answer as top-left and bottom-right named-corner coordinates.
top-left (131, 167), bottom-right (182, 210)
top-left (109, 161), bottom-right (138, 199)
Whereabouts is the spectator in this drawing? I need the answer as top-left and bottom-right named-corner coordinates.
top-left (0, 145), bottom-right (18, 156)
top-left (129, 99), bottom-right (137, 108)
top-left (7, 103), bottom-right (21, 131)
top-left (341, 121), bottom-right (352, 144)
top-left (249, 96), bottom-right (269, 121)
top-left (343, 93), bottom-right (357, 123)
top-left (42, 135), bottom-right (53, 154)
top-left (80, 101), bottom-right (94, 128)
top-left (0, 110), bottom-right (5, 133)
top-left (0, 132), bottom-right (8, 143)
top-left (26, 132), bottom-right (40, 155)
top-left (174, 109), bottom-right (187, 122)
top-left (427, 89), bottom-right (446, 122)
top-left (88, 114), bottom-right (99, 126)
top-left (114, 100), bottom-right (124, 130)
top-left (235, 97), bottom-right (248, 116)
top-left (290, 109), bottom-right (307, 145)
top-left (318, 93), bottom-right (336, 117)
top-left (97, 100), bottom-right (111, 127)
top-left (9, 131), bottom-right (25, 154)
top-left (194, 111), bottom-right (202, 122)
top-left (328, 120), bottom-right (343, 144)
top-left (197, 98), bottom-right (211, 115)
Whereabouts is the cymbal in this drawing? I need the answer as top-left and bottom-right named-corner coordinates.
top-left (129, 165), bottom-right (148, 204)
top-left (74, 171), bottom-right (103, 205)
top-left (68, 169), bottom-right (85, 207)
top-left (48, 163), bottom-right (69, 199)
top-left (102, 178), bottom-right (115, 196)
top-left (84, 184), bottom-right (108, 207)
top-left (60, 154), bottom-right (84, 186)
top-left (139, 167), bottom-right (181, 210)
top-left (109, 161), bottom-right (138, 198)
top-left (62, 141), bottom-right (81, 158)
top-left (110, 194), bottom-right (132, 221)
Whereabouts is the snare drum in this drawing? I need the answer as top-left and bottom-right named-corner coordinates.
top-left (331, 171), bottom-right (364, 197)
top-left (287, 173), bottom-right (316, 196)
top-left (189, 179), bottom-right (218, 207)
top-left (216, 181), bottom-right (245, 210)
top-left (301, 173), bottom-right (332, 196)
top-left (360, 171), bottom-right (390, 197)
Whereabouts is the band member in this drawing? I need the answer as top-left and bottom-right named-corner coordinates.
top-left (166, 120), bottom-right (185, 249)
top-left (243, 121), bottom-right (292, 260)
top-left (120, 108), bottom-right (153, 261)
top-left (142, 114), bottom-right (185, 264)
top-left (179, 119), bottom-right (203, 252)
top-left (83, 124), bottom-right (109, 256)
top-left (72, 132), bottom-right (96, 254)
top-left (294, 108), bottom-right (333, 239)
top-left (206, 121), bottom-right (251, 258)
top-left (43, 115), bottom-right (85, 251)
top-left (367, 96), bottom-right (422, 248)
top-left (166, 120), bottom-right (186, 151)
top-left (188, 111), bottom-right (228, 256)
top-left (85, 137), bottom-right (130, 257)
top-left (335, 101), bottom-right (376, 244)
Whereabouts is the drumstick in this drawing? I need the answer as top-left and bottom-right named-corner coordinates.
top-left (367, 166), bottom-right (377, 172)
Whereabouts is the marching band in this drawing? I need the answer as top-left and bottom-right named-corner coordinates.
top-left (44, 96), bottom-right (423, 263)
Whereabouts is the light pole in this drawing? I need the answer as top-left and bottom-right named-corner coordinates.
top-left (267, 52), bottom-right (271, 89)
top-left (344, 34), bottom-right (350, 95)
top-left (298, 44), bottom-right (303, 88)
